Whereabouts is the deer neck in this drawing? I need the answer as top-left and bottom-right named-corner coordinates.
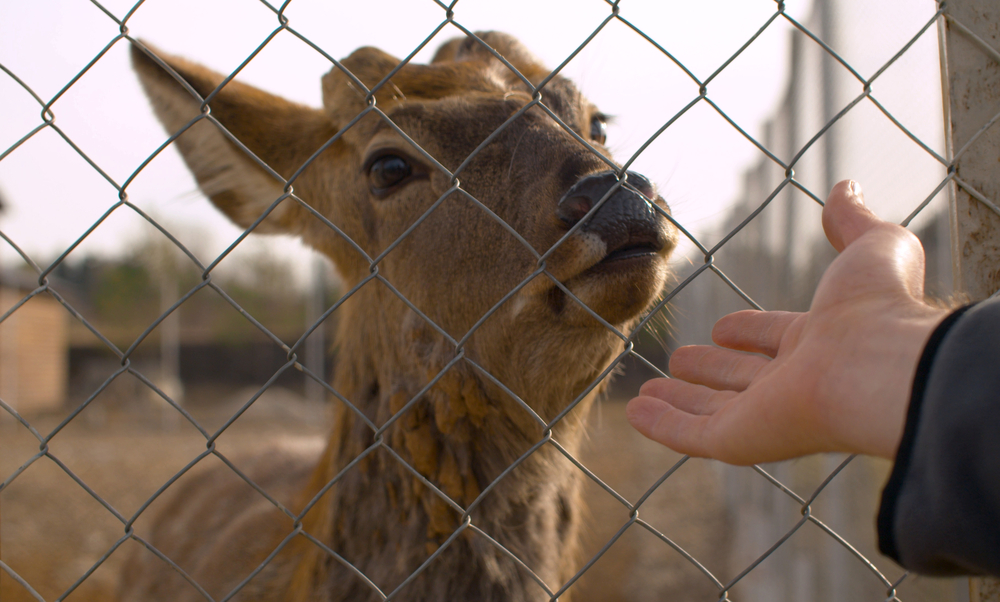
top-left (289, 297), bottom-right (608, 599)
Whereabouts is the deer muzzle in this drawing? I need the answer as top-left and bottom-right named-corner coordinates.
top-left (556, 170), bottom-right (670, 266)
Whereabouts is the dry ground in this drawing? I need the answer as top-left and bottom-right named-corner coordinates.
top-left (1, 388), bottom-right (730, 602)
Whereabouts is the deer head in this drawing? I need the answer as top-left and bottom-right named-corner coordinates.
top-left (132, 32), bottom-right (675, 428)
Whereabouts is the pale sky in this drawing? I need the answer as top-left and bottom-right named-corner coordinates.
top-left (0, 0), bottom-right (942, 283)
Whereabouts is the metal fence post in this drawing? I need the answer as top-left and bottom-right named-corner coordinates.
top-left (938, 1), bottom-right (1000, 598)
top-left (940, 0), bottom-right (1000, 298)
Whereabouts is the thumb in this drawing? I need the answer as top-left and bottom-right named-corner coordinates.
top-left (822, 180), bottom-right (884, 252)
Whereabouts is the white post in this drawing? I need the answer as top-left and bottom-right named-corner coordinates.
top-left (158, 263), bottom-right (182, 425)
top-left (153, 238), bottom-right (183, 429)
top-left (305, 255), bottom-right (327, 403)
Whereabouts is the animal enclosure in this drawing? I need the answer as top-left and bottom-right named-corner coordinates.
top-left (2, 1), bottom-right (999, 601)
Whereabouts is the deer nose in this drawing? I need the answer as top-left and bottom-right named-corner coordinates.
top-left (556, 170), bottom-right (666, 256)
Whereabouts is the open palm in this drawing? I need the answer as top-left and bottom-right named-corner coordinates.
top-left (627, 181), bottom-right (949, 464)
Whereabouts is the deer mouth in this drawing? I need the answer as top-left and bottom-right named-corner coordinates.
top-left (584, 231), bottom-right (666, 275)
top-left (543, 232), bottom-right (669, 323)
top-left (598, 241), bottom-right (661, 265)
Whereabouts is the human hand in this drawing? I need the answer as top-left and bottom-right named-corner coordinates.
top-left (626, 180), bottom-right (949, 464)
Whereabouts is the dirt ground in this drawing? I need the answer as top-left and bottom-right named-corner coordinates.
top-left (0, 388), bottom-right (730, 602)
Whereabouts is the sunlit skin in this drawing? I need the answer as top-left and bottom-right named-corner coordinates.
top-left (627, 180), bottom-right (950, 465)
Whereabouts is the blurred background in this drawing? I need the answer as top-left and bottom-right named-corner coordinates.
top-left (0, 0), bottom-right (968, 600)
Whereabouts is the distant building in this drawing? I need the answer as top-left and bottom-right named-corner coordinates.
top-left (0, 271), bottom-right (69, 416)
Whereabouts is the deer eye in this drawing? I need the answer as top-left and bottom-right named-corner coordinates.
top-left (589, 115), bottom-right (607, 145)
top-left (368, 154), bottom-right (412, 191)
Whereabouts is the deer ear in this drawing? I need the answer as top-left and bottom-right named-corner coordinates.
top-left (431, 31), bottom-right (549, 82)
top-left (131, 42), bottom-right (339, 233)
top-left (320, 46), bottom-right (402, 120)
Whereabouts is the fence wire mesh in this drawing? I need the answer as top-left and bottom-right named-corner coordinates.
top-left (1, 0), bottom-right (997, 601)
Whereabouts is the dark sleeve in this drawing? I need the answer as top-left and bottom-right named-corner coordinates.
top-left (878, 298), bottom-right (1000, 576)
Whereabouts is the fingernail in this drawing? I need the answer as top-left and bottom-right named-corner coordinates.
top-left (849, 180), bottom-right (864, 204)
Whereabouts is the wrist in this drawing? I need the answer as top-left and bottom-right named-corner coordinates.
top-left (864, 306), bottom-right (950, 459)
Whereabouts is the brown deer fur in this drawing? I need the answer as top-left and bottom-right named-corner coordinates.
top-left (121, 32), bottom-right (677, 601)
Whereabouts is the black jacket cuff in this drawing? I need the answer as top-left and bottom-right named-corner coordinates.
top-left (877, 304), bottom-right (974, 562)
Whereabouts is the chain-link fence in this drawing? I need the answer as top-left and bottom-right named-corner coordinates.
top-left (1, 0), bottom-right (997, 600)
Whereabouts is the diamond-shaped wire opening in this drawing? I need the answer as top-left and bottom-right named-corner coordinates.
top-left (1, 1), bottom-right (123, 106)
top-left (615, 1), bottom-right (786, 86)
top-left (126, 0), bottom-right (280, 65)
top-left (546, 442), bottom-right (728, 596)
top-left (572, 426), bottom-right (730, 578)
top-left (0, 71), bottom-right (50, 160)
top-left (123, 449), bottom-right (317, 600)
top-left (567, 518), bottom-right (726, 600)
top-left (281, 0), bottom-right (446, 64)
top-left (1, 442), bottom-right (131, 601)
top-left (40, 43), bottom-right (173, 187)
top-left (0, 126), bottom-right (133, 272)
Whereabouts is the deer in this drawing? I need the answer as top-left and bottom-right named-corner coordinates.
top-left (121, 31), bottom-right (677, 602)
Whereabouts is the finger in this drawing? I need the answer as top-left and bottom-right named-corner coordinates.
top-left (628, 389), bottom-right (818, 465)
top-left (711, 310), bottom-right (801, 357)
top-left (626, 395), bottom-right (716, 457)
top-left (822, 180), bottom-right (884, 252)
top-left (668, 345), bottom-right (769, 392)
top-left (627, 388), bottom-right (753, 462)
top-left (636, 378), bottom-right (735, 415)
